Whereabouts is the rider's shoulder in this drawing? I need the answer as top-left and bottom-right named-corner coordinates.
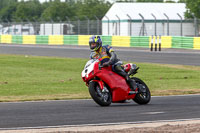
top-left (103, 45), bottom-right (114, 53)
top-left (103, 45), bottom-right (112, 50)
top-left (103, 44), bottom-right (111, 48)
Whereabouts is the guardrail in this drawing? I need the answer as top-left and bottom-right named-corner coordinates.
top-left (0, 35), bottom-right (200, 50)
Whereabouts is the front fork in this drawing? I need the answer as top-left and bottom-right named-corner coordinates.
top-left (92, 80), bottom-right (104, 90)
top-left (91, 80), bottom-right (109, 93)
top-left (90, 80), bottom-right (110, 102)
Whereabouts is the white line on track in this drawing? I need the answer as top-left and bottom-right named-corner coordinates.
top-left (141, 112), bottom-right (165, 115)
top-left (0, 95), bottom-right (200, 130)
top-left (1, 118), bottom-right (200, 130)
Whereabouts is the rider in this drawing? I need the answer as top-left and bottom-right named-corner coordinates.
top-left (89, 35), bottom-right (137, 91)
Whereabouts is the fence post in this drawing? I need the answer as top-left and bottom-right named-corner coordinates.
top-left (105, 16), bottom-right (110, 35)
top-left (164, 13), bottom-right (169, 36)
top-left (127, 14), bottom-right (132, 36)
top-left (177, 13), bottom-right (183, 36)
top-left (0, 19), bottom-right (2, 34)
top-left (33, 18), bottom-right (37, 35)
top-left (151, 13), bottom-right (157, 36)
top-left (57, 17), bottom-right (62, 35)
top-left (191, 14), bottom-right (198, 37)
top-left (116, 15), bottom-right (120, 35)
top-left (94, 15), bottom-right (100, 35)
top-left (5, 18), bottom-right (10, 34)
top-left (65, 16), bottom-right (71, 35)
top-left (84, 16), bottom-right (90, 35)
top-left (194, 16), bottom-right (197, 37)
top-left (139, 13), bottom-right (145, 36)
top-left (41, 18), bottom-right (45, 35)
top-left (75, 16), bottom-right (80, 35)
top-left (20, 19), bottom-right (24, 35)
top-left (26, 18), bottom-right (31, 35)
top-left (12, 18), bottom-right (16, 35)
top-left (50, 18), bottom-right (54, 35)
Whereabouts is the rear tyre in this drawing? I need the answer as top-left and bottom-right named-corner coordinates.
top-left (132, 77), bottom-right (151, 105)
top-left (89, 81), bottom-right (112, 106)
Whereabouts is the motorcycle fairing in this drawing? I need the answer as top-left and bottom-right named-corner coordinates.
top-left (96, 68), bottom-right (136, 101)
top-left (96, 68), bottom-right (129, 90)
top-left (83, 60), bottom-right (137, 102)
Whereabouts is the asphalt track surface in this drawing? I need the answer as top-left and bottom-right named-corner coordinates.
top-left (0, 44), bottom-right (200, 129)
top-left (0, 95), bottom-right (200, 129)
top-left (0, 44), bottom-right (200, 66)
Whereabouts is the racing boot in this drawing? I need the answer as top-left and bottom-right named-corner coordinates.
top-left (126, 76), bottom-right (137, 91)
top-left (114, 64), bottom-right (137, 91)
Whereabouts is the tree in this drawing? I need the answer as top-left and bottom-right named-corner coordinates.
top-left (165, 0), bottom-right (176, 3)
top-left (0, 0), bottom-right (17, 10)
top-left (0, 0), bottom-right (18, 22)
top-left (185, 0), bottom-right (200, 18)
top-left (116, 0), bottom-right (135, 2)
top-left (0, 0), bottom-right (112, 22)
top-left (76, 0), bottom-right (111, 20)
top-left (14, 0), bottom-right (43, 22)
top-left (136, 0), bottom-right (164, 2)
top-left (0, 3), bottom-right (17, 22)
top-left (178, 0), bottom-right (186, 3)
top-left (41, 0), bottom-right (76, 21)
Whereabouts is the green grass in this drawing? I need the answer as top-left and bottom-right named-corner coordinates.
top-left (0, 54), bottom-right (89, 102)
top-left (0, 54), bottom-right (200, 102)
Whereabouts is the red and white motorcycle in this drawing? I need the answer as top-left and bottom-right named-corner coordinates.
top-left (81, 58), bottom-right (151, 106)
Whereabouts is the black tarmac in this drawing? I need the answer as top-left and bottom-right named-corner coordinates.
top-left (0, 44), bottom-right (200, 66)
top-left (0, 44), bottom-right (200, 129)
top-left (0, 95), bottom-right (200, 129)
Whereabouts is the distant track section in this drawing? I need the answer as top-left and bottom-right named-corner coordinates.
top-left (0, 44), bottom-right (200, 66)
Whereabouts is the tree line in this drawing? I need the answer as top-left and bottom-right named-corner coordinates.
top-left (0, 0), bottom-right (112, 22)
top-left (0, 0), bottom-right (199, 23)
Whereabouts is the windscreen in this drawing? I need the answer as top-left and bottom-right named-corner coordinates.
top-left (84, 59), bottom-right (97, 69)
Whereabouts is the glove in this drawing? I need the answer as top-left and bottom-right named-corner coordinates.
top-left (102, 61), bottom-right (111, 67)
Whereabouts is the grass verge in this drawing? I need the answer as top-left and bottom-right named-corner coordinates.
top-left (0, 54), bottom-right (200, 102)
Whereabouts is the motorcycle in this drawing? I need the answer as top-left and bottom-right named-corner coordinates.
top-left (81, 58), bottom-right (151, 106)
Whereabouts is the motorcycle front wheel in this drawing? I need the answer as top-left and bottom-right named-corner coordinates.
top-left (89, 81), bottom-right (112, 106)
top-left (132, 77), bottom-right (151, 105)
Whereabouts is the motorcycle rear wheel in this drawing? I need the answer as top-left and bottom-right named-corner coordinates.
top-left (89, 81), bottom-right (112, 106)
top-left (132, 77), bottom-right (151, 105)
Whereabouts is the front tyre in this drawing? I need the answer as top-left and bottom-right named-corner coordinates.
top-left (132, 77), bottom-right (151, 105)
top-left (89, 81), bottom-right (112, 106)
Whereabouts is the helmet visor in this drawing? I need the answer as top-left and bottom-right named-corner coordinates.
top-left (90, 42), bottom-right (97, 50)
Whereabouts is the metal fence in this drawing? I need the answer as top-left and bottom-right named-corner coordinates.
top-left (0, 16), bottom-right (199, 37)
top-left (103, 15), bottom-right (200, 37)
top-left (0, 18), bottom-right (102, 36)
